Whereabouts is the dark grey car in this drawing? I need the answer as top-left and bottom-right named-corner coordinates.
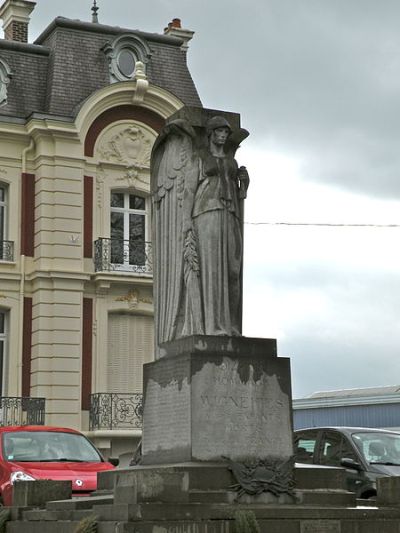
top-left (294, 426), bottom-right (400, 499)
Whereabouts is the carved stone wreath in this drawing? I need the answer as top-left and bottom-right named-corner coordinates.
top-left (224, 455), bottom-right (295, 500)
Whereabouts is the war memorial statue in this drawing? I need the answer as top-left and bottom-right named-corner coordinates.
top-left (140, 107), bottom-right (294, 489)
top-left (151, 113), bottom-right (250, 348)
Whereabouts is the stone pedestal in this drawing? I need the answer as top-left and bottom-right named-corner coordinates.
top-left (142, 335), bottom-right (293, 465)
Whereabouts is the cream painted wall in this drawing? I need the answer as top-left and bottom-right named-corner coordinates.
top-left (0, 79), bottom-right (183, 455)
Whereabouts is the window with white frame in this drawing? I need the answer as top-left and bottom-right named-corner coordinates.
top-left (110, 191), bottom-right (148, 271)
top-left (107, 313), bottom-right (153, 393)
top-left (0, 311), bottom-right (7, 397)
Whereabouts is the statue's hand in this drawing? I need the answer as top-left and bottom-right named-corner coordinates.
top-left (238, 166), bottom-right (250, 199)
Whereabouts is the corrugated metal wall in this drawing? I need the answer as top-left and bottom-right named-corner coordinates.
top-left (293, 403), bottom-right (400, 430)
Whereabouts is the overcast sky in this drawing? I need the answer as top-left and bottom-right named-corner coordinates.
top-left (26, 0), bottom-right (400, 398)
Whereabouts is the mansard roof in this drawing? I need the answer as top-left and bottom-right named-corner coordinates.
top-left (0, 16), bottom-right (202, 120)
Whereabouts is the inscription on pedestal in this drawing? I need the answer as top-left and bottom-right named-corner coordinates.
top-left (301, 520), bottom-right (341, 533)
top-left (143, 375), bottom-right (191, 458)
top-left (142, 343), bottom-right (293, 464)
top-left (192, 356), bottom-right (293, 461)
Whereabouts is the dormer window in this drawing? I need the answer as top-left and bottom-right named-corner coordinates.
top-left (0, 58), bottom-right (12, 107)
top-left (103, 34), bottom-right (151, 83)
top-left (117, 49), bottom-right (136, 78)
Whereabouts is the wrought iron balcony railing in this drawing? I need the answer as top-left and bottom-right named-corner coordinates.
top-left (94, 238), bottom-right (152, 274)
top-left (89, 392), bottom-right (143, 431)
top-left (0, 397), bottom-right (45, 426)
top-left (0, 240), bottom-right (14, 262)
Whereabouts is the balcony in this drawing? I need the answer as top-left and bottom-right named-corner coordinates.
top-left (0, 397), bottom-right (45, 426)
top-left (94, 238), bottom-right (152, 274)
top-left (89, 392), bottom-right (143, 431)
top-left (0, 240), bottom-right (14, 262)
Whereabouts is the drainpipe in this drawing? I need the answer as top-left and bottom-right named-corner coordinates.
top-left (17, 138), bottom-right (34, 396)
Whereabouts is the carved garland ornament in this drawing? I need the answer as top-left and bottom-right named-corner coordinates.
top-left (115, 289), bottom-right (152, 310)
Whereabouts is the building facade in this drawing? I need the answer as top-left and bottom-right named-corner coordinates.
top-left (293, 385), bottom-right (400, 431)
top-left (0, 0), bottom-right (201, 460)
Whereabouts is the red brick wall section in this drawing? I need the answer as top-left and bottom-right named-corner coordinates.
top-left (81, 298), bottom-right (93, 411)
top-left (21, 173), bottom-right (35, 257)
top-left (84, 176), bottom-right (93, 258)
top-left (84, 105), bottom-right (165, 157)
top-left (22, 297), bottom-right (33, 397)
top-left (4, 21), bottom-right (28, 43)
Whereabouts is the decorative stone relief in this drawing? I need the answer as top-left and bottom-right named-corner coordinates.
top-left (0, 59), bottom-right (12, 107)
top-left (117, 165), bottom-right (148, 188)
top-left (96, 166), bottom-right (106, 208)
top-left (97, 125), bottom-right (152, 168)
top-left (115, 289), bottom-right (152, 310)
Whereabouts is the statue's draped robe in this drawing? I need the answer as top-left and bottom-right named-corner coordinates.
top-left (192, 152), bottom-right (242, 335)
top-left (152, 119), bottom-right (246, 355)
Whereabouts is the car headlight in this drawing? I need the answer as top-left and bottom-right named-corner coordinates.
top-left (10, 471), bottom-right (36, 485)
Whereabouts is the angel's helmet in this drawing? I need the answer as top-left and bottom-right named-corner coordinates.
top-left (206, 115), bottom-right (232, 137)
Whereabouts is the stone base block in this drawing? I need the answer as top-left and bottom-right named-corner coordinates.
top-left (12, 480), bottom-right (71, 507)
top-left (142, 335), bottom-right (293, 464)
top-left (377, 476), bottom-right (400, 506)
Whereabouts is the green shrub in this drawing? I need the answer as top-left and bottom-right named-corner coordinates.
top-left (0, 508), bottom-right (10, 533)
top-left (233, 510), bottom-right (260, 533)
top-left (74, 515), bottom-right (97, 533)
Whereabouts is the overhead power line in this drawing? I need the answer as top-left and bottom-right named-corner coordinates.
top-left (244, 221), bottom-right (400, 228)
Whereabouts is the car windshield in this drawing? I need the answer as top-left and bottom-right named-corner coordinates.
top-left (2, 431), bottom-right (103, 463)
top-left (351, 431), bottom-right (400, 465)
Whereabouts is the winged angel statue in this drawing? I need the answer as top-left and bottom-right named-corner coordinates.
top-left (151, 115), bottom-right (249, 354)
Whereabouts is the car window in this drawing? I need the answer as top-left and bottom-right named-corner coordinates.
top-left (294, 430), bottom-right (319, 463)
top-left (352, 431), bottom-right (400, 465)
top-left (2, 431), bottom-right (103, 462)
top-left (320, 431), bottom-right (357, 467)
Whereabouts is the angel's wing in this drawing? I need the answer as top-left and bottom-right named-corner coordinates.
top-left (151, 119), bottom-right (200, 347)
top-left (151, 119), bottom-right (197, 205)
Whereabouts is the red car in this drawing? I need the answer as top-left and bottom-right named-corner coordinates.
top-left (0, 426), bottom-right (117, 505)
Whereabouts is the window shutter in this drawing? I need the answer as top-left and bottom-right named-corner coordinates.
top-left (107, 314), bottom-right (153, 393)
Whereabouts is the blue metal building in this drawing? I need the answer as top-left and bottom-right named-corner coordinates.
top-left (293, 385), bottom-right (400, 430)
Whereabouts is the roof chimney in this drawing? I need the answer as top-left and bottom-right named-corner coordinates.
top-left (164, 18), bottom-right (194, 51)
top-left (0, 0), bottom-right (36, 43)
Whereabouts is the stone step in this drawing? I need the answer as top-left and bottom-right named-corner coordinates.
top-left (45, 494), bottom-right (113, 511)
top-left (7, 521), bottom-right (90, 533)
top-left (22, 508), bottom-right (97, 522)
top-left (294, 464), bottom-right (347, 490)
top-left (189, 489), bottom-right (237, 504)
top-left (296, 489), bottom-right (356, 507)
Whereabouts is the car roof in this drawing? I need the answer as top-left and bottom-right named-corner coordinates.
top-left (0, 426), bottom-right (82, 435)
top-left (295, 426), bottom-right (400, 435)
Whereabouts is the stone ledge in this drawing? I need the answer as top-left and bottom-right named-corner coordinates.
top-left (158, 335), bottom-right (278, 358)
